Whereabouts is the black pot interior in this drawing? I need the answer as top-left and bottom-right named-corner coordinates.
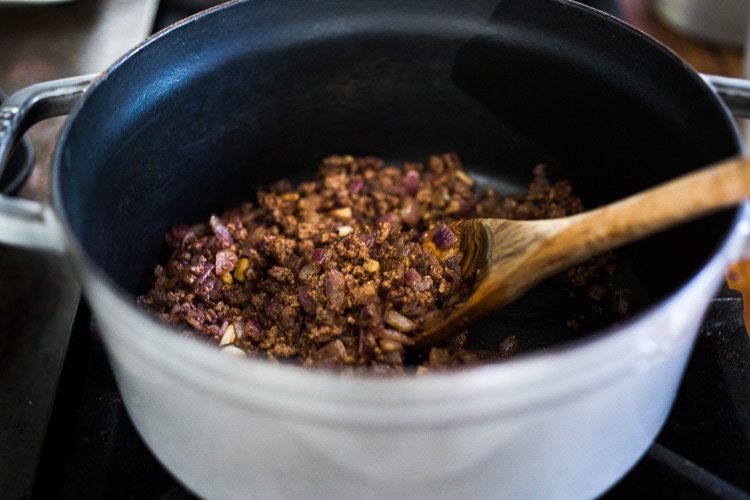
top-left (57, 0), bottom-right (741, 352)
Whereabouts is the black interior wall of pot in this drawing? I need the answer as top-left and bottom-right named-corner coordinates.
top-left (56, 0), bottom-right (740, 344)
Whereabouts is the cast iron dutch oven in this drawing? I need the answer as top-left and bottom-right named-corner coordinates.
top-left (2, 0), bottom-right (750, 497)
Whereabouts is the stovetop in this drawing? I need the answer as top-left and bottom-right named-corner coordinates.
top-left (3, 1), bottom-right (750, 498)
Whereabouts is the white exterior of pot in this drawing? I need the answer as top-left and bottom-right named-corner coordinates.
top-left (72, 209), bottom-right (749, 499)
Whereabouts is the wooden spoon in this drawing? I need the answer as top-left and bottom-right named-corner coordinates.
top-left (412, 156), bottom-right (750, 349)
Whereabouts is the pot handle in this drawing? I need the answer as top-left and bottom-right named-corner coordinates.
top-left (701, 74), bottom-right (750, 119)
top-left (0, 74), bottom-right (98, 252)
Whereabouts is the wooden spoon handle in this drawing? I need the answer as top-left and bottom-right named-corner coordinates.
top-left (553, 155), bottom-right (750, 261)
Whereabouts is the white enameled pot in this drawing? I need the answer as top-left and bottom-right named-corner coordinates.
top-left (2, 1), bottom-right (750, 498)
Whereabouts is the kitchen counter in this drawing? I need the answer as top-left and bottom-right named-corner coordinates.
top-left (0, 1), bottom-right (157, 498)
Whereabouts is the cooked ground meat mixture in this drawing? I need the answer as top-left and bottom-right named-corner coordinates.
top-left (139, 153), bottom-right (618, 374)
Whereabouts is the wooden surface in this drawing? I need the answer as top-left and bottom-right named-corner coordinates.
top-left (621, 0), bottom-right (745, 78)
top-left (0, 0), bottom-right (158, 202)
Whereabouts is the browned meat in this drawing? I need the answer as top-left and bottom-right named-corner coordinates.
top-left (139, 154), bottom-right (619, 374)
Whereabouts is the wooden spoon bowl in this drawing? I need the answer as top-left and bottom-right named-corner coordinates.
top-left (413, 156), bottom-right (750, 348)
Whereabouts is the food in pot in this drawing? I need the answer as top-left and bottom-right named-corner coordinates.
top-left (139, 153), bottom-right (624, 374)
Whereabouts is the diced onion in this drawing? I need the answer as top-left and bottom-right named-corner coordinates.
top-left (299, 285), bottom-right (316, 313)
top-left (402, 169), bottom-right (420, 195)
top-left (384, 309), bottom-right (417, 332)
top-left (311, 248), bottom-right (327, 264)
top-left (209, 215), bottom-right (234, 245)
top-left (431, 223), bottom-right (458, 249)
